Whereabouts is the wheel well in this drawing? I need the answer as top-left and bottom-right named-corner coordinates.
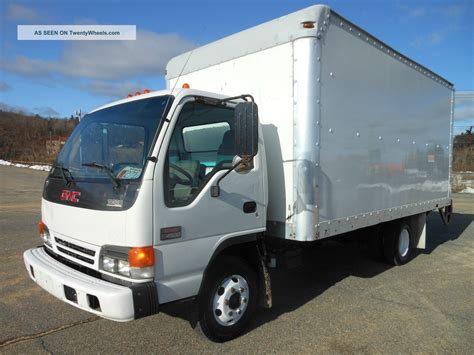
top-left (217, 242), bottom-right (261, 273)
top-left (198, 237), bottom-right (263, 304)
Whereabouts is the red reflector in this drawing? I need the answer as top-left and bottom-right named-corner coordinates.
top-left (39, 221), bottom-right (45, 236)
top-left (302, 21), bottom-right (315, 29)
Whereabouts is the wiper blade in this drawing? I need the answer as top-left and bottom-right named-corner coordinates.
top-left (55, 165), bottom-right (75, 187)
top-left (82, 162), bottom-right (121, 188)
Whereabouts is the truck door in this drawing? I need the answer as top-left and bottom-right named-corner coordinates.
top-left (152, 97), bottom-right (266, 304)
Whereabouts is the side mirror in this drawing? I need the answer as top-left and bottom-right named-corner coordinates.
top-left (234, 102), bottom-right (258, 161)
top-left (210, 101), bottom-right (259, 198)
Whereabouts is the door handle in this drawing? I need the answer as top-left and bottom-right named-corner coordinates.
top-left (243, 201), bottom-right (257, 213)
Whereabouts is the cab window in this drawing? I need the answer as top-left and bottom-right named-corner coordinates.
top-left (165, 101), bottom-right (235, 207)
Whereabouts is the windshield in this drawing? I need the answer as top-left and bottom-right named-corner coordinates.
top-left (52, 95), bottom-right (172, 182)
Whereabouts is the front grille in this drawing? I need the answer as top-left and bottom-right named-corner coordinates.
top-left (56, 246), bottom-right (94, 264)
top-left (44, 247), bottom-right (133, 287)
top-left (44, 247), bottom-right (102, 279)
top-left (55, 237), bottom-right (96, 256)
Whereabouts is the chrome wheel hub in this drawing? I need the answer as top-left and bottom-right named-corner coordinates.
top-left (398, 228), bottom-right (410, 257)
top-left (212, 274), bottom-right (249, 326)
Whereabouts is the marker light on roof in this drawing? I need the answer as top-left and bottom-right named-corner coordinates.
top-left (143, 89), bottom-right (151, 94)
top-left (182, 83), bottom-right (190, 89)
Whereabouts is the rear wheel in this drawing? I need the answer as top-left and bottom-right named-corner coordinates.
top-left (383, 221), bottom-right (413, 265)
top-left (194, 256), bottom-right (257, 342)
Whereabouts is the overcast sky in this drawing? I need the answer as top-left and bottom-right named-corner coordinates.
top-left (0, 0), bottom-right (472, 133)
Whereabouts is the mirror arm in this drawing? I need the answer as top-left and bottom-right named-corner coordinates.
top-left (218, 94), bottom-right (255, 104)
top-left (210, 159), bottom-right (244, 198)
top-left (194, 94), bottom-right (255, 107)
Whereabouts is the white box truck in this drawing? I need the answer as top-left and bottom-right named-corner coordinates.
top-left (24, 4), bottom-right (454, 342)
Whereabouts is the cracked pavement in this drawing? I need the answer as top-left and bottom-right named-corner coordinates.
top-left (0, 165), bottom-right (473, 353)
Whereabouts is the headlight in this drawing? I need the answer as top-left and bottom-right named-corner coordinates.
top-left (102, 256), bottom-right (117, 273)
top-left (100, 245), bottom-right (154, 280)
top-left (117, 259), bottom-right (130, 276)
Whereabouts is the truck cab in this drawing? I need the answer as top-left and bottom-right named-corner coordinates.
top-left (25, 88), bottom-right (268, 341)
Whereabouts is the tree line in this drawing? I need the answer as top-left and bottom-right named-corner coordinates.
top-left (453, 131), bottom-right (474, 172)
top-left (0, 110), bottom-right (78, 163)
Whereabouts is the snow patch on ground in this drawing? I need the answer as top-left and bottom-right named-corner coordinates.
top-left (29, 164), bottom-right (52, 171)
top-left (452, 173), bottom-right (474, 194)
top-left (460, 187), bottom-right (474, 194)
top-left (0, 159), bottom-right (51, 172)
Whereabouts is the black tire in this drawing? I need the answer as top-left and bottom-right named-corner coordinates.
top-left (383, 220), bottom-right (413, 266)
top-left (194, 256), bottom-right (257, 342)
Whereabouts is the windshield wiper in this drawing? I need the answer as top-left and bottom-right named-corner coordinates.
top-left (55, 165), bottom-right (75, 187)
top-left (82, 162), bottom-right (121, 188)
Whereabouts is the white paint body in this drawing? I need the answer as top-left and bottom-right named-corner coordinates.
top-left (24, 4), bottom-right (452, 321)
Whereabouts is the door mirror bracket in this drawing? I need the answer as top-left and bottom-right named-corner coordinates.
top-left (210, 159), bottom-right (243, 197)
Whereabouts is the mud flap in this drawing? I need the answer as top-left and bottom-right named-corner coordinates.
top-left (416, 215), bottom-right (426, 250)
top-left (439, 202), bottom-right (453, 225)
top-left (256, 243), bottom-right (272, 309)
top-left (409, 213), bottom-right (427, 250)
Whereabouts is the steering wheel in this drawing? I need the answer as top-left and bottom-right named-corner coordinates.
top-left (169, 163), bottom-right (194, 186)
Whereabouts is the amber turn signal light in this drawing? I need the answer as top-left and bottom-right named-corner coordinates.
top-left (128, 247), bottom-right (155, 268)
top-left (301, 21), bottom-right (315, 29)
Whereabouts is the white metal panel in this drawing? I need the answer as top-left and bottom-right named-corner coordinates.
top-left (152, 94), bottom-right (267, 303)
top-left (166, 5), bottom-right (330, 80)
top-left (317, 18), bottom-right (452, 229)
top-left (41, 179), bottom-right (154, 248)
top-left (164, 6), bottom-right (453, 242)
top-left (168, 43), bottom-right (295, 226)
top-left (167, 6), bottom-right (451, 89)
top-left (42, 198), bottom-right (127, 247)
top-left (24, 248), bottom-right (135, 321)
top-left (292, 37), bottom-right (321, 241)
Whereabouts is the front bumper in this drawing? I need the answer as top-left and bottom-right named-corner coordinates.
top-left (23, 247), bottom-right (158, 321)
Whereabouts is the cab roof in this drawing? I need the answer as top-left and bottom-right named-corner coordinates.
top-left (88, 88), bottom-right (231, 115)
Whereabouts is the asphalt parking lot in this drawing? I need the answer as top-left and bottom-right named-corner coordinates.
top-left (0, 165), bottom-right (473, 353)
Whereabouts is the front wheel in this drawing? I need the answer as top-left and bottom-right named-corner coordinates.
top-left (194, 256), bottom-right (257, 342)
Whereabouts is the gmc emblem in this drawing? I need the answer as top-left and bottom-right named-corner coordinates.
top-left (60, 190), bottom-right (81, 203)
